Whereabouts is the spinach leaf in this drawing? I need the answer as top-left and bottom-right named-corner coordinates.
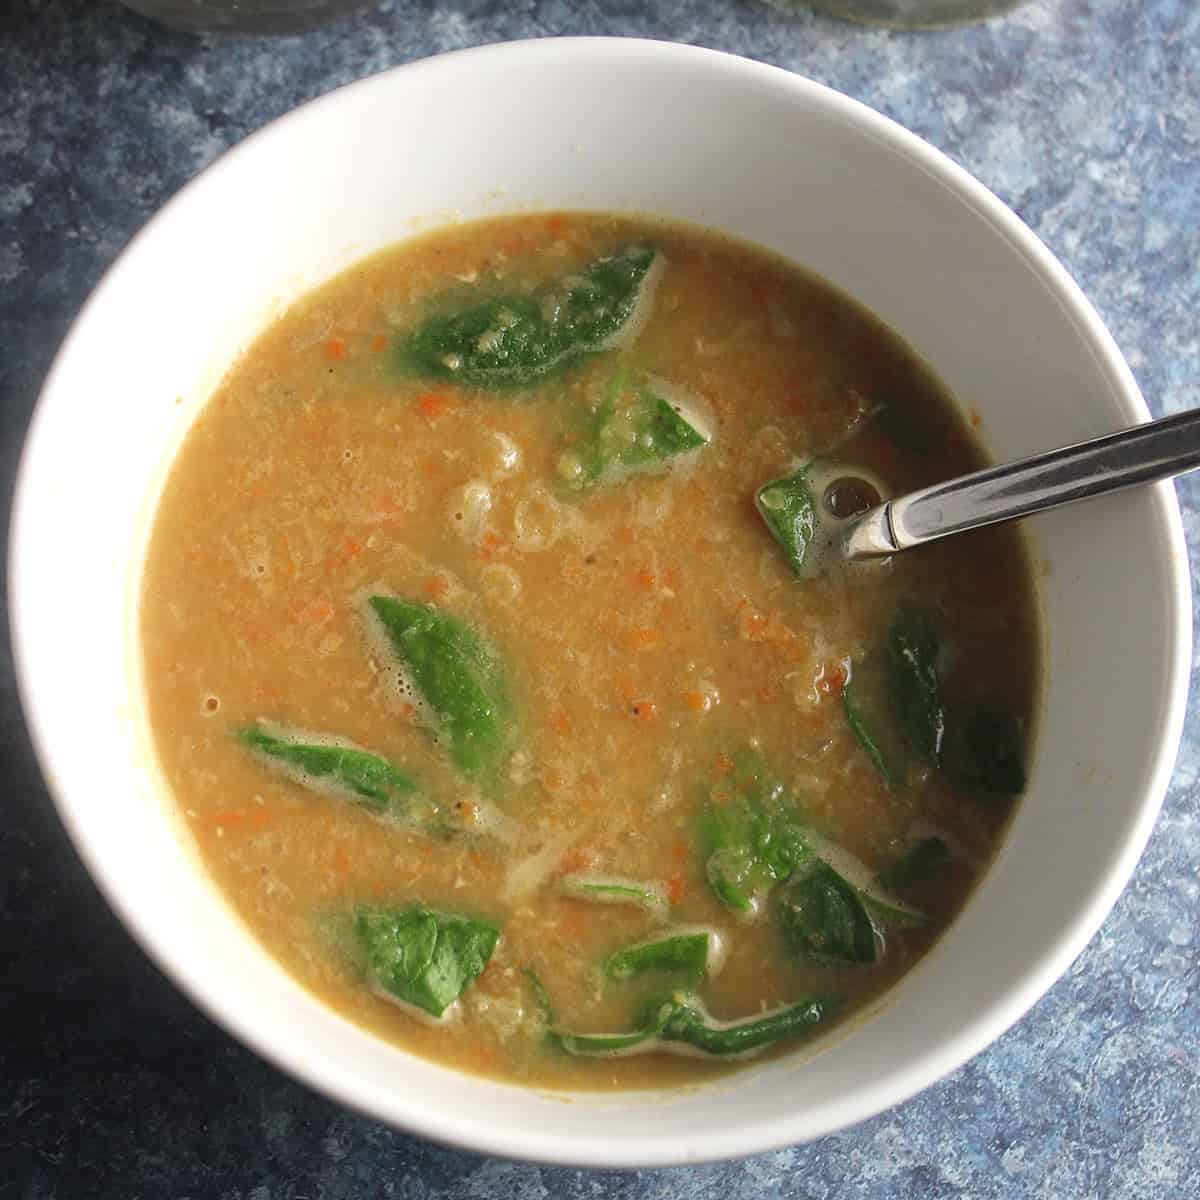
top-left (777, 860), bottom-right (881, 966)
top-left (558, 873), bottom-right (669, 917)
top-left (397, 247), bottom-right (661, 389)
top-left (651, 993), bottom-right (841, 1057)
top-left (877, 835), bottom-right (950, 892)
top-left (698, 752), bottom-right (812, 914)
top-left (875, 394), bottom-right (944, 456)
top-left (368, 596), bottom-right (511, 781)
top-left (888, 602), bottom-right (945, 766)
top-left (237, 726), bottom-right (418, 814)
top-left (522, 967), bottom-right (555, 1024)
top-left (572, 372), bottom-right (709, 486)
top-left (755, 466), bottom-right (817, 575)
top-left (842, 656), bottom-right (910, 789)
top-left (354, 905), bottom-right (499, 1020)
top-left (946, 701), bottom-right (1027, 797)
top-left (604, 929), bottom-right (718, 985)
top-left (843, 601), bottom-right (945, 787)
top-left (548, 1027), bottom-right (662, 1057)
top-left (550, 992), bottom-right (840, 1059)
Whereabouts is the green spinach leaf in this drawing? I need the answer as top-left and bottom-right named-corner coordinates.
top-left (522, 967), bottom-right (555, 1024)
top-left (652, 993), bottom-right (841, 1057)
top-left (698, 752), bottom-right (812, 914)
top-left (888, 602), bottom-right (945, 766)
top-left (354, 905), bottom-right (499, 1020)
top-left (237, 726), bottom-right (418, 814)
top-left (551, 992), bottom-right (840, 1059)
top-left (604, 929), bottom-right (717, 985)
top-left (877, 835), bottom-right (950, 892)
top-left (947, 701), bottom-right (1027, 797)
top-left (755, 467), bottom-right (817, 575)
top-left (570, 371), bottom-right (709, 486)
top-left (842, 656), bottom-right (910, 789)
top-left (397, 247), bottom-right (660, 389)
top-left (368, 596), bottom-right (511, 782)
top-left (844, 601), bottom-right (945, 787)
top-left (875, 394), bottom-right (944, 456)
top-left (777, 860), bottom-right (881, 965)
top-left (557, 873), bottom-right (669, 917)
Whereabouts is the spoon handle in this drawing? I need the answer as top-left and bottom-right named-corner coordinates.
top-left (843, 408), bottom-right (1200, 558)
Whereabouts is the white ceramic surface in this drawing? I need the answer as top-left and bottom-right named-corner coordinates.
top-left (9, 39), bottom-right (1191, 1166)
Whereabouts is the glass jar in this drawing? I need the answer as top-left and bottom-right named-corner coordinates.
top-left (117, 0), bottom-right (377, 34)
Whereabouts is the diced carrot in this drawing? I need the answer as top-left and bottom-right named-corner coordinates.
top-left (423, 575), bottom-right (450, 600)
top-left (478, 531), bottom-right (506, 560)
top-left (548, 710), bottom-right (571, 735)
top-left (714, 752), bottom-right (734, 776)
top-left (633, 568), bottom-right (657, 591)
top-left (370, 333), bottom-right (388, 352)
top-left (682, 690), bottom-right (710, 713)
top-left (623, 627), bottom-right (661, 652)
top-left (616, 525), bottom-right (637, 545)
top-left (418, 391), bottom-right (451, 420)
top-left (546, 215), bottom-right (567, 234)
top-left (331, 846), bottom-right (351, 875)
top-left (372, 490), bottom-right (405, 520)
top-left (666, 872), bottom-right (685, 905)
top-left (294, 598), bottom-right (335, 625)
top-left (671, 841), bottom-right (688, 865)
top-left (204, 807), bottom-right (274, 834)
top-left (324, 336), bottom-right (348, 362)
top-left (631, 700), bottom-right (658, 723)
top-left (741, 612), bottom-right (770, 641)
top-left (663, 566), bottom-right (681, 590)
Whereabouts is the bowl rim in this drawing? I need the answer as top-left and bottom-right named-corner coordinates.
top-left (9, 36), bottom-right (1192, 1166)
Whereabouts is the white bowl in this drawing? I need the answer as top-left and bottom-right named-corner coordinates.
top-left (10, 38), bottom-right (1191, 1166)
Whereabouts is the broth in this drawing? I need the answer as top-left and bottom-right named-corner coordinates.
top-left (140, 213), bottom-right (1038, 1089)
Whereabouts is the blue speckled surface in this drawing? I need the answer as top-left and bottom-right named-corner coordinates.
top-left (3, 1), bottom-right (1198, 1194)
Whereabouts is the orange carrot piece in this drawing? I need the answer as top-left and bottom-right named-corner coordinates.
top-left (623, 627), bottom-right (661, 652)
top-left (423, 575), bottom-right (450, 601)
top-left (631, 700), bottom-right (658, 723)
top-left (548, 710), bottom-right (571, 735)
top-left (417, 391), bottom-right (451, 420)
top-left (370, 333), bottom-right (388, 352)
top-left (666, 872), bottom-right (685, 905)
top-left (714, 752), bottom-right (734, 776)
top-left (325, 336), bottom-right (348, 362)
top-left (682, 690), bottom-right (710, 713)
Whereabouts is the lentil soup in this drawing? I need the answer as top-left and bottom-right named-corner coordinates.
top-left (140, 213), bottom-right (1038, 1089)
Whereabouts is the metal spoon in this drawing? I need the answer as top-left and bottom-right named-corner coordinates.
top-left (841, 408), bottom-right (1200, 559)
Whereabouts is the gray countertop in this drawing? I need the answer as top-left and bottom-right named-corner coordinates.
top-left (3, 1), bottom-right (1198, 1195)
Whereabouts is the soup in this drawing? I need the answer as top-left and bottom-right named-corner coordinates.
top-left (140, 213), bottom-right (1038, 1089)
